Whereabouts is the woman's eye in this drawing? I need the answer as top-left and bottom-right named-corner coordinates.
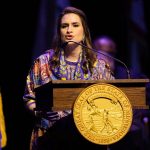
top-left (61, 23), bottom-right (80, 28)
top-left (61, 25), bottom-right (68, 28)
top-left (73, 24), bottom-right (79, 27)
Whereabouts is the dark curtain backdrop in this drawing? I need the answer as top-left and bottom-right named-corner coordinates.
top-left (70, 0), bottom-right (150, 78)
top-left (1, 0), bottom-right (150, 150)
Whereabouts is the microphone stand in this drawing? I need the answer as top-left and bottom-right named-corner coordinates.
top-left (66, 40), bottom-right (131, 79)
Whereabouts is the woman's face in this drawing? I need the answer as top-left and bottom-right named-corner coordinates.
top-left (60, 13), bottom-right (84, 44)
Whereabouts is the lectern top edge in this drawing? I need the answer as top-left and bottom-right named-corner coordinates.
top-left (52, 79), bottom-right (149, 84)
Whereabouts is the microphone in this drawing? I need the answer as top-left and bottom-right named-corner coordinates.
top-left (63, 40), bottom-right (131, 79)
top-left (61, 42), bottom-right (69, 48)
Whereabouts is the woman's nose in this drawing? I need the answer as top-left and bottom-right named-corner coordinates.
top-left (67, 26), bottom-right (73, 33)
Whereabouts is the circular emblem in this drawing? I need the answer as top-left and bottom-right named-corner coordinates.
top-left (73, 83), bottom-right (133, 145)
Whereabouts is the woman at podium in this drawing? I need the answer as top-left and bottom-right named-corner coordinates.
top-left (23, 6), bottom-right (114, 150)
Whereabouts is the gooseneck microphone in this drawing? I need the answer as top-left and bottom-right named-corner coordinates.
top-left (63, 40), bottom-right (131, 79)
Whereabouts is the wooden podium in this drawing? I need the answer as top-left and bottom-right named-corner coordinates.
top-left (34, 78), bottom-right (150, 148)
top-left (35, 79), bottom-right (150, 111)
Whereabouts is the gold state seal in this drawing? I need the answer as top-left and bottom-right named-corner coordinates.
top-left (73, 83), bottom-right (133, 145)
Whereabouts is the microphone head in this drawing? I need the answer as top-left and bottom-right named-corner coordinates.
top-left (61, 40), bottom-right (78, 48)
top-left (61, 42), bottom-right (68, 48)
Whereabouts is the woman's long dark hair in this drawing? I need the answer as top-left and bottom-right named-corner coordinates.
top-left (51, 6), bottom-right (96, 74)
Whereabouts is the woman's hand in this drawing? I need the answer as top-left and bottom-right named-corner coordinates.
top-left (34, 110), bottom-right (60, 120)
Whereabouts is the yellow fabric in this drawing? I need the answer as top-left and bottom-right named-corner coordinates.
top-left (0, 92), bottom-right (7, 148)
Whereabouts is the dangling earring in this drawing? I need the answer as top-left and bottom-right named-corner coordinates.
top-left (82, 35), bottom-right (85, 44)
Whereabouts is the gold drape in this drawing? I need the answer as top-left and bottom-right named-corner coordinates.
top-left (0, 90), bottom-right (7, 148)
